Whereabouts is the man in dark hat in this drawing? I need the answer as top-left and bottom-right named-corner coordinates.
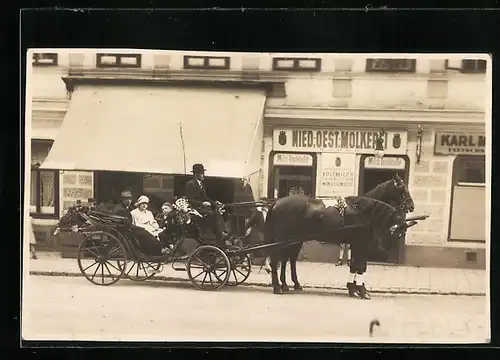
top-left (184, 163), bottom-right (229, 246)
top-left (113, 190), bottom-right (134, 222)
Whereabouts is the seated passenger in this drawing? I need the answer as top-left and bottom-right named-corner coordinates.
top-left (130, 195), bottom-right (169, 256)
top-left (113, 190), bottom-right (134, 222)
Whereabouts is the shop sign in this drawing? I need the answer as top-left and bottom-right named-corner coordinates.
top-left (434, 132), bottom-right (485, 155)
top-left (364, 156), bottom-right (405, 170)
top-left (273, 128), bottom-right (407, 155)
top-left (273, 153), bottom-right (313, 167)
top-left (319, 153), bottom-right (356, 197)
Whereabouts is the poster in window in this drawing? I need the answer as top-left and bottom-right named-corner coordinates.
top-left (320, 153), bottom-right (356, 197)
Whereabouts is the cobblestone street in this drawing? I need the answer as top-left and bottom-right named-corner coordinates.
top-left (22, 275), bottom-right (489, 343)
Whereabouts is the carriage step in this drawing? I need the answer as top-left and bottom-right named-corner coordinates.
top-left (171, 262), bottom-right (187, 271)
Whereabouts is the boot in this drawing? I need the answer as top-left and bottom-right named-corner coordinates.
top-left (355, 282), bottom-right (371, 300)
top-left (336, 259), bottom-right (343, 266)
top-left (346, 282), bottom-right (361, 298)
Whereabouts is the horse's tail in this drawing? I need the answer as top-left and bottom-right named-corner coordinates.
top-left (263, 202), bottom-right (276, 244)
top-left (369, 319), bottom-right (380, 337)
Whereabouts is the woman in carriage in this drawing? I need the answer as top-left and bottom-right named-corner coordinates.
top-left (130, 195), bottom-right (170, 256)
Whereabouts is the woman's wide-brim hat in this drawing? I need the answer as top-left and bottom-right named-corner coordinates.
top-left (135, 195), bottom-right (150, 206)
top-left (191, 163), bottom-right (207, 174)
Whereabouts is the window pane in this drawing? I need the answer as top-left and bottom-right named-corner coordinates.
top-left (30, 170), bottom-right (37, 213)
top-left (40, 171), bottom-right (56, 214)
top-left (457, 157), bottom-right (485, 183)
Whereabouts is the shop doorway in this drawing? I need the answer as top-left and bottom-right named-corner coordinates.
top-left (268, 152), bottom-right (317, 199)
top-left (359, 155), bottom-right (409, 264)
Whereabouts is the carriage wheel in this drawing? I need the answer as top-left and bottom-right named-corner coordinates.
top-left (77, 233), bottom-right (127, 286)
top-left (187, 245), bottom-right (231, 291)
top-left (225, 254), bottom-right (252, 286)
top-left (117, 260), bottom-right (162, 281)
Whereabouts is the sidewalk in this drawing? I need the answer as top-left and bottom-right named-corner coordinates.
top-left (26, 252), bottom-right (487, 296)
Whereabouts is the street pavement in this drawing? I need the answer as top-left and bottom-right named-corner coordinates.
top-left (22, 275), bottom-right (489, 343)
top-left (27, 252), bottom-right (487, 296)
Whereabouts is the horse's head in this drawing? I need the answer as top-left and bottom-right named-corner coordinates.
top-left (379, 173), bottom-right (415, 214)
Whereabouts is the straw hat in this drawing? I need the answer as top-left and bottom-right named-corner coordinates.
top-left (135, 195), bottom-right (150, 206)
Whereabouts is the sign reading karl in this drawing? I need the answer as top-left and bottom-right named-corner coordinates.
top-left (434, 132), bottom-right (485, 155)
top-left (274, 129), bottom-right (408, 155)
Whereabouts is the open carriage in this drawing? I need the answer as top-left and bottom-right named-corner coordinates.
top-left (55, 195), bottom-right (428, 292)
top-left (54, 197), bottom-right (275, 291)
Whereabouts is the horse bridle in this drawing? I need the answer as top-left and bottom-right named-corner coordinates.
top-left (394, 182), bottom-right (413, 213)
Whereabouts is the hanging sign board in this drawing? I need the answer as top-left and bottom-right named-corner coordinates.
top-left (434, 132), bottom-right (485, 155)
top-left (273, 153), bottom-right (313, 167)
top-left (319, 153), bottom-right (356, 197)
top-left (364, 156), bottom-right (405, 170)
top-left (273, 128), bottom-right (407, 155)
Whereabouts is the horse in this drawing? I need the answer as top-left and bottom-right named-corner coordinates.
top-left (263, 194), bottom-right (407, 295)
top-left (266, 174), bottom-right (415, 299)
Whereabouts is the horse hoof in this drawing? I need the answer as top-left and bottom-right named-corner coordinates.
top-left (273, 287), bottom-right (283, 295)
top-left (281, 284), bottom-right (290, 293)
top-left (294, 284), bottom-right (303, 291)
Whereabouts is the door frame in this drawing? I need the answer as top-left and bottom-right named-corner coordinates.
top-left (358, 154), bottom-right (410, 264)
top-left (267, 151), bottom-right (318, 199)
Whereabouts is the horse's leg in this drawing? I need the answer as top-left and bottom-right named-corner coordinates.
top-left (290, 244), bottom-right (303, 291)
top-left (280, 254), bottom-right (290, 293)
top-left (264, 255), bottom-right (272, 274)
top-left (270, 251), bottom-right (282, 295)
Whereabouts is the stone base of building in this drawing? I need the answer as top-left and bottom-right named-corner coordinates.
top-left (404, 244), bottom-right (486, 270)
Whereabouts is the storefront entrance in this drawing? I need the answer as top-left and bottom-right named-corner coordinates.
top-left (268, 152), bottom-right (317, 199)
top-left (359, 155), bottom-right (409, 264)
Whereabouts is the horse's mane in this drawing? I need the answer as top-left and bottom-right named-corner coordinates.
top-left (364, 179), bottom-right (393, 199)
top-left (346, 196), bottom-right (399, 234)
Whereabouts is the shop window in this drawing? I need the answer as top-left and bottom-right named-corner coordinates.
top-left (365, 58), bottom-right (416, 73)
top-left (30, 140), bottom-right (59, 218)
top-left (32, 53), bottom-right (58, 67)
top-left (449, 155), bottom-right (486, 242)
top-left (454, 156), bottom-right (485, 184)
top-left (96, 53), bottom-right (142, 68)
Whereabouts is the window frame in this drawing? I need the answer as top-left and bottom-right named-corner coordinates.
top-left (96, 53), bottom-right (142, 68)
top-left (272, 57), bottom-right (322, 72)
top-left (183, 55), bottom-right (231, 70)
top-left (30, 140), bottom-right (60, 219)
top-left (365, 58), bottom-right (417, 73)
top-left (460, 59), bottom-right (487, 74)
top-left (32, 53), bottom-right (58, 67)
top-left (30, 167), bottom-right (60, 219)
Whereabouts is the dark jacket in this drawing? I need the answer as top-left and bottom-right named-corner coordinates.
top-left (184, 178), bottom-right (214, 209)
top-left (113, 203), bottom-right (133, 222)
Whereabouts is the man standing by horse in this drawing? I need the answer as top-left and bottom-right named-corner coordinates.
top-left (184, 163), bottom-right (229, 247)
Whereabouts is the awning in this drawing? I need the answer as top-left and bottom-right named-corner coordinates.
top-left (41, 84), bottom-right (266, 178)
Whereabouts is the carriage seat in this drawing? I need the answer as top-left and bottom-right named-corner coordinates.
top-left (90, 210), bottom-right (131, 228)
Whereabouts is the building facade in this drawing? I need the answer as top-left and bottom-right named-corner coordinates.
top-left (27, 50), bottom-right (489, 268)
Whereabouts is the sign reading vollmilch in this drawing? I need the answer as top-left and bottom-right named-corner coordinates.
top-left (273, 129), bottom-right (407, 155)
top-left (434, 132), bottom-right (485, 155)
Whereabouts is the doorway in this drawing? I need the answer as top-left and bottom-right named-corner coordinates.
top-left (359, 155), bottom-right (409, 264)
top-left (268, 152), bottom-right (317, 199)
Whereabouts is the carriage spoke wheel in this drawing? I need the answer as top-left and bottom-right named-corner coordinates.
top-left (187, 245), bottom-right (230, 291)
top-left (223, 254), bottom-right (252, 286)
top-left (117, 260), bottom-right (161, 281)
top-left (77, 233), bottom-right (127, 286)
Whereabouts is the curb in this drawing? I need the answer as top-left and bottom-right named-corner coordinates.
top-left (28, 271), bottom-right (486, 297)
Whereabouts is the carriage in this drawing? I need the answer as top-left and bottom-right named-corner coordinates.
top-left (55, 195), bottom-right (428, 292)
